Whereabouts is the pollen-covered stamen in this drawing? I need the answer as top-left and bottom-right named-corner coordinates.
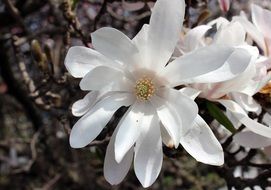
top-left (135, 77), bottom-right (155, 100)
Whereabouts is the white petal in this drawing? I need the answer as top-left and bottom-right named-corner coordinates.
top-left (207, 17), bottom-right (229, 28)
top-left (184, 46), bottom-right (257, 84)
top-left (150, 95), bottom-right (182, 148)
top-left (65, 46), bottom-right (113, 78)
top-left (229, 92), bottom-right (261, 113)
top-left (218, 99), bottom-right (271, 138)
top-left (79, 65), bottom-right (133, 92)
top-left (182, 25), bottom-right (211, 52)
top-left (132, 24), bottom-right (151, 71)
top-left (146, 0), bottom-right (185, 71)
top-left (72, 91), bottom-right (99, 117)
top-left (91, 27), bottom-right (138, 66)
top-left (134, 110), bottom-right (163, 188)
top-left (69, 92), bottom-right (134, 148)
top-left (233, 16), bottom-right (266, 53)
top-left (180, 115), bottom-right (224, 166)
top-left (114, 102), bottom-right (144, 163)
top-left (160, 124), bottom-right (174, 148)
top-left (179, 87), bottom-right (201, 100)
top-left (213, 21), bottom-right (246, 46)
top-left (233, 131), bottom-right (271, 148)
top-left (251, 4), bottom-right (271, 39)
top-left (161, 45), bottom-right (252, 86)
top-left (104, 125), bottom-right (133, 185)
top-left (156, 88), bottom-right (198, 138)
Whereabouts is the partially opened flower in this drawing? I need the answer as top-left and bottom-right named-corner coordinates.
top-left (65, 0), bottom-right (254, 187)
top-left (177, 19), bottom-right (271, 139)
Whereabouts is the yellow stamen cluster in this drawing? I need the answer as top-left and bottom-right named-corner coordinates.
top-left (135, 77), bottom-right (155, 100)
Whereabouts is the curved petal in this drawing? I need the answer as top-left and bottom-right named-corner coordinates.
top-left (104, 125), bottom-right (133, 185)
top-left (150, 95), bottom-right (182, 148)
top-left (72, 91), bottom-right (99, 117)
top-left (218, 99), bottom-right (271, 138)
top-left (182, 25), bottom-right (211, 52)
top-left (233, 16), bottom-right (266, 53)
top-left (213, 21), bottom-right (246, 46)
top-left (65, 46), bottom-right (114, 78)
top-left (251, 4), bottom-right (271, 39)
top-left (91, 27), bottom-right (139, 66)
top-left (229, 92), bottom-right (261, 113)
top-left (160, 124), bottom-right (174, 148)
top-left (114, 101), bottom-right (144, 163)
top-left (79, 65), bottom-right (134, 92)
top-left (180, 115), bottom-right (224, 166)
top-left (134, 110), bottom-right (163, 188)
top-left (69, 92), bottom-right (135, 148)
top-left (145, 0), bottom-right (185, 71)
top-left (152, 88), bottom-right (198, 145)
top-left (233, 131), bottom-right (271, 148)
top-left (161, 45), bottom-right (253, 86)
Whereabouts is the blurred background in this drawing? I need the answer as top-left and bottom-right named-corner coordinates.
top-left (0, 0), bottom-right (271, 189)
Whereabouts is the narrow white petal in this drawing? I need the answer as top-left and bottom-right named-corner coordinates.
top-left (251, 4), bottom-right (271, 39)
top-left (114, 102), bottom-right (144, 163)
top-left (132, 24), bottom-right (149, 69)
top-left (233, 16), bottom-right (266, 53)
top-left (134, 111), bottom-right (162, 188)
top-left (213, 21), bottom-right (246, 46)
top-left (180, 115), bottom-right (224, 166)
top-left (182, 25), bottom-right (211, 52)
top-left (91, 27), bottom-right (138, 66)
top-left (229, 92), bottom-right (261, 113)
top-left (233, 131), bottom-right (271, 148)
top-left (104, 125), bottom-right (133, 185)
top-left (146, 0), bottom-right (185, 71)
top-left (69, 92), bottom-right (134, 148)
top-left (72, 91), bottom-right (99, 117)
top-left (218, 99), bottom-right (271, 138)
top-left (65, 46), bottom-right (114, 78)
top-left (79, 65), bottom-right (134, 92)
top-left (162, 45), bottom-right (252, 86)
top-left (182, 46), bottom-right (258, 84)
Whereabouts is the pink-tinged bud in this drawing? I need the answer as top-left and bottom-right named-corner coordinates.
top-left (218, 0), bottom-right (231, 12)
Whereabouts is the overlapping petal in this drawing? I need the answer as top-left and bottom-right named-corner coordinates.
top-left (91, 27), bottom-right (139, 66)
top-left (134, 107), bottom-right (163, 188)
top-left (218, 99), bottom-right (271, 138)
top-left (72, 91), bottom-right (99, 117)
top-left (161, 45), bottom-right (252, 86)
top-left (104, 125), bottom-right (133, 185)
top-left (69, 92), bottom-right (134, 148)
top-left (144, 0), bottom-right (185, 72)
top-left (65, 46), bottom-right (114, 78)
top-left (114, 102), bottom-right (144, 163)
top-left (79, 65), bottom-right (134, 91)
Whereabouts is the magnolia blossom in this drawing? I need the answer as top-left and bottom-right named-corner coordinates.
top-left (176, 18), bottom-right (271, 140)
top-left (65, 0), bottom-right (254, 187)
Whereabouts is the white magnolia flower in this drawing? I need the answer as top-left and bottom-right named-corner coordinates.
top-left (65, 0), bottom-right (254, 187)
top-left (176, 19), bottom-right (271, 140)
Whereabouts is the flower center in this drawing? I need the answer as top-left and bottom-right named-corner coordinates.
top-left (135, 77), bottom-right (155, 100)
